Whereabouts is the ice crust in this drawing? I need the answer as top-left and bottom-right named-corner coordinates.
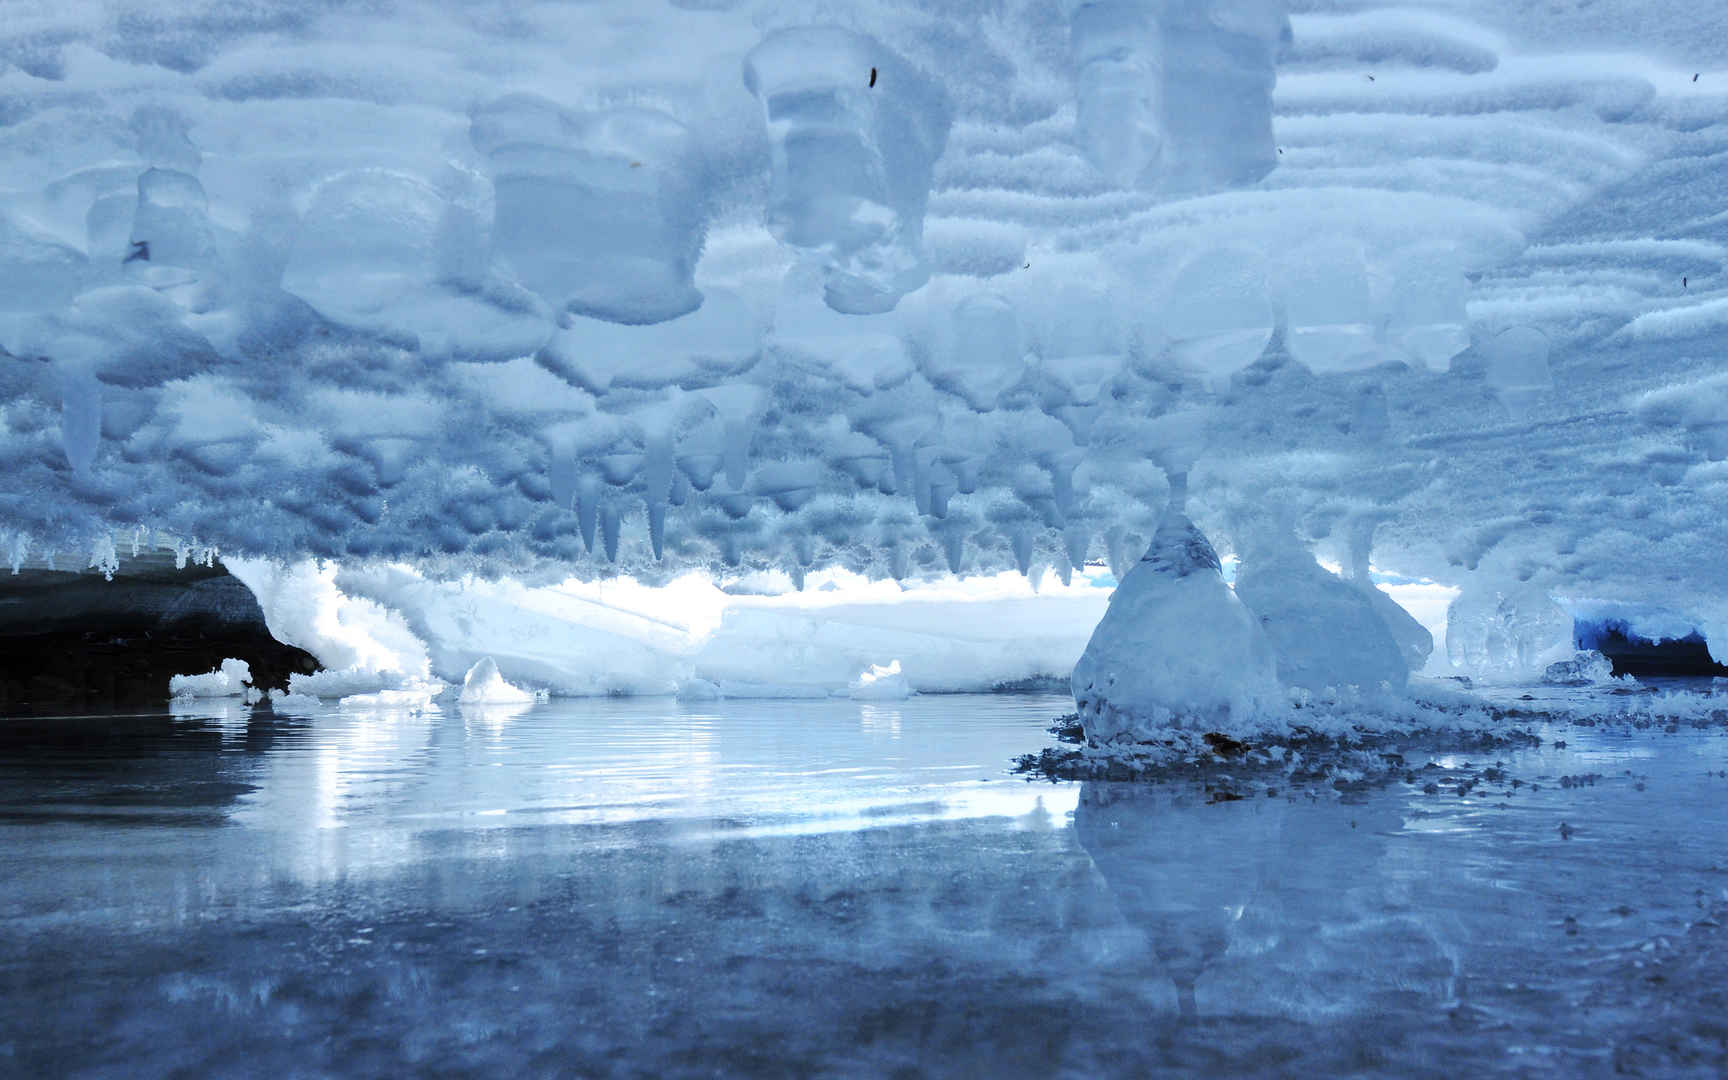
top-left (2, 0), bottom-right (1727, 702)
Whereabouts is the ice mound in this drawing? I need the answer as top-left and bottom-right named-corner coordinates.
top-left (169, 657), bottom-right (254, 699)
top-left (1234, 540), bottom-right (1408, 694)
top-left (1072, 513), bottom-right (1279, 745)
top-left (457, 656), bottom-right (536, 706)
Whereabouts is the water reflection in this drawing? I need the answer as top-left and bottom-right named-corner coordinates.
top-left (5, 697), bottom-right (1728, 1075)
top-left (1076, 781), bottom-right (1458, 1025)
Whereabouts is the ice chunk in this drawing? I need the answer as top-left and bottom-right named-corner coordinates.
top-left (457, 656), bottom-right (536, 705)
top-left (1072, 513), bottom-right (1279, 743)
top-left (743, 27), bottom-right (951, 313)
top-left (1234, 546), bottom-right (1409, 694)
top-left (676, 678), bottom-right (722, 701)
top-left (1445, 582), bottom-right (1572, 678)
top-left (1542, 650), bottom-right (1615, 686)
top-left (849, 659), bottom-right (911, 700)
top-left (169, 658), bottom-right (253, 699)
top-left (267, 690), bottom-right (325, 714)
top-left (471, 95), bottom-right (705, 325)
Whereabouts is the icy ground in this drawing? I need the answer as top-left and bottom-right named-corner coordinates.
top-left (5, 688), bottom-right (1728, 1076)
top-left (2, 0), bottom-right (1728, 656)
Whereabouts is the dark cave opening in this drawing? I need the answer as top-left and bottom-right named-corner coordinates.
top-left (0, 554), bottom-right (318, 712)
top-left (1573, 619), bottom-right (1728, 678)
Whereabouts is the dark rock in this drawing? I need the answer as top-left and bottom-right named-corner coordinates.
top-left (0, 547), bottom-right (316, 711)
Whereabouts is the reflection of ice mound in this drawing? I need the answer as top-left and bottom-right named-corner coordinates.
top-left (849, 660), bottom-right (910, 701)
top-left (1072, 513), bottom-right (1279, 744)
top-left (458, 656), bottom-right (536, 705)
top-left (471, 95), bottom-right (705, 326)
top-left (169, 657), bottom-right (253, 699)
top-left (1235, 548), bottom-right (1409, 694)
top-left (744, 27), bottom-right (950, 314)
top-left (281, 168), bottom-right (552, 359)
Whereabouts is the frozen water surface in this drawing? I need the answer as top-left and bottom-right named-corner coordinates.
top-left (5, 690), bottom-right (1728, 1076)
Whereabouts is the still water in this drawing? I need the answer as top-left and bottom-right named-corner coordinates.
top-left (2, 692), bottom-right (1727, 1077)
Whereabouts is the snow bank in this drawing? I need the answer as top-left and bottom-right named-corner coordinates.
top-left (226, 559), bottom-right (1110, 699)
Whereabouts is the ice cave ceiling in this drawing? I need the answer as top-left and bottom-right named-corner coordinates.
top-left (1, 0), bottom-right (1725, 620)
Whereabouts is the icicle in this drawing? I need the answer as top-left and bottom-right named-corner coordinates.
top-left (889, 544), bottom-right (909, 581)
top-left (600, 504), bottom-right (621, 563)
top-left (1064, 525), bottom-right (1090, 571)
top-left (59, 366), bottom-right (101, 476)
top-left (576, 475), bottom-right (600, 553)
top-left (548, 442), bottom-right (577, 509)
top-left (88, 534), bottom-right (119, 581)
top-left (1011, 528), bottom-right (1034, 577)
top-left (944, 532), bottom-right (964, 575)
top-left (8, 534), bottom-right (28, 575)
top-left (648, 502), bottom-right (666, 561)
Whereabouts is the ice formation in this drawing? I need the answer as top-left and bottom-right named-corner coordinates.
top-left (1072, 513), bottom-right (1278, 743)
top-left (2, 0), bottom-right (1727, 715)
top-left (456, 656), bottom-right (535, 706)
top-left (168, 657), bottom-right (253, 700)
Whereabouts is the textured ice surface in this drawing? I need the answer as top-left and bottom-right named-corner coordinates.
top-left (1, 0), bottom-right (1726, 685)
